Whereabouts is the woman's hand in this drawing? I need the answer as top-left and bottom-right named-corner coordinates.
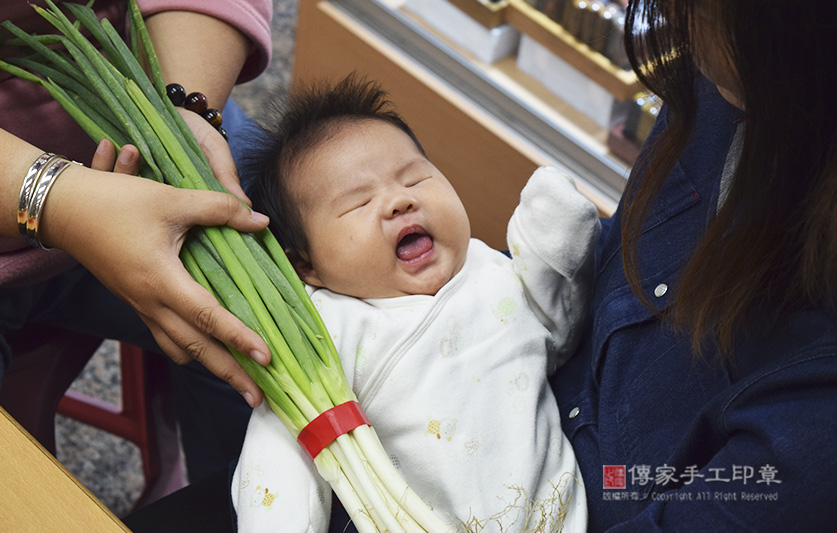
top-left (145, 8), bottom-right (251, 204)
top-left (99, 108), bottom-right (251, 204)
top-left (177, 108), bottom-right (251, 205)
top-left (90, 137), bottom-right (142, 175)
top-left (41, 139), bottom-right (272, 408)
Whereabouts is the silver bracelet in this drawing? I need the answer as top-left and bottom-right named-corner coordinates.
top-left (25, 157), bottom-right (74, 250)
top-left (17, 152), bottom-right (60, 237)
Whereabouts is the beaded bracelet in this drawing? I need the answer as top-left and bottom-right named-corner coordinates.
top-left (165, 83), bottom-right (227, 140)
top-left (18, 152), bottom-right (78, 250)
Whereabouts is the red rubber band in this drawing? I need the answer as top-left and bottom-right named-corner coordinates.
top-left (297, 401), bottom-right (371, 460)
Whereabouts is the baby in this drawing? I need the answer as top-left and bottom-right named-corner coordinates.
top-left (231, 75), bottom-right (600, 532)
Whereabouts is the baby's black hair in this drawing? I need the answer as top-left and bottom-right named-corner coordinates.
top-left (242, 73), bottom-right (425, 255)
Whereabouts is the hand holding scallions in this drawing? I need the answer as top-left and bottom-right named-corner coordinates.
top-left (79, 137), bottom-right (273, 407)
top-left (40, 137), bottom-right (274, 407)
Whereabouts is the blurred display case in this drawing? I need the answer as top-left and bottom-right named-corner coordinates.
top-left (293, 0), bottom-right (656, 248)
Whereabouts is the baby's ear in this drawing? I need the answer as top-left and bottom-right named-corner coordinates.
top-left (287, 250), bottom-right (324, 288)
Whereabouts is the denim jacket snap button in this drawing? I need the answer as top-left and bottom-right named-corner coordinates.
top-left (569, 407), bottom-right (580, 419)
top-left (654, 283), bottom-right (668, 298)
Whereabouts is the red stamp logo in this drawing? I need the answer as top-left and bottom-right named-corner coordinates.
top-left (603, 465), bottom-right (627, 489)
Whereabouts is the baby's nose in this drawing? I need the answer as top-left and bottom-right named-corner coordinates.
top-left (387, 193), bottom-right (416, 217)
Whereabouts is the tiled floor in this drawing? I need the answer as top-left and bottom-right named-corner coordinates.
top-left (55, 340), bottom-right (145, 517)
top-left (53, 0), bottom-right (298, 518)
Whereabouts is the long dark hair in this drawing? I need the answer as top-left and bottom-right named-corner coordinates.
top-left (622, 0), bottom-right (837, 355)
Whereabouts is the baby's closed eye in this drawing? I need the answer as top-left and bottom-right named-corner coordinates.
top-left (406, 176), bottom-right (431, 187)
top-left (338, 199), bottom-right (371, 217)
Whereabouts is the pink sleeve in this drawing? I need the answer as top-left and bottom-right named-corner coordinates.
top-left (137, 0), bottom-right (273, 83)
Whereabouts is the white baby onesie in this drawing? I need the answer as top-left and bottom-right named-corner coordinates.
top-left (232, 166), bottom-right (600, 532)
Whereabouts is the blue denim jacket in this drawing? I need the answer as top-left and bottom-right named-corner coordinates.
top-left (552, 79), bottom-right (837, 531)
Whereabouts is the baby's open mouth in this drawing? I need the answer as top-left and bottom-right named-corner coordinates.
top-left (396, 226), bottom-right (433, 262)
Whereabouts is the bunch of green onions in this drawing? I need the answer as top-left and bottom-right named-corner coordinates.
top-left (0, 2), bottom-right (452, 531)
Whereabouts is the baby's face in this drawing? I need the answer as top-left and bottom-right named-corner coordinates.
top-left (291, 119), bottom-right (471, 298)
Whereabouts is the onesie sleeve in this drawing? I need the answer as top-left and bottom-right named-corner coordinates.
top-left (137, 0), bottom-right (272, 83)
top-left (506, 166), bottom-right (601, 370)
top-left (232, 403), bottom-right (332, 533)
